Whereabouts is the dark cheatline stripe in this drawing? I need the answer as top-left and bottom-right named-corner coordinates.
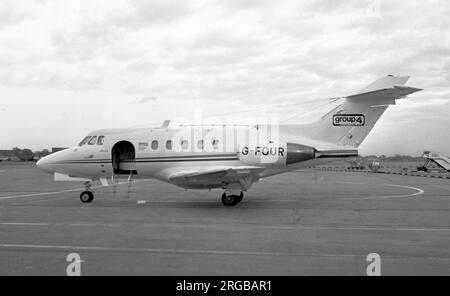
top-left (318, 150), bottom-right (358, 154)
top-left (60, 154), bottom-right (238, 164)
top-left (316, 149), bottom-right (358, 159)
top-left (137, 153), bottom-right (237, 160)
top-left (317, 154), bottom-right (358, 159)
top-left (59, 160), bottom-right (110, 163)
top-left (58, 162), bottom-right (110, 164)
top-left (134, 158), bottom-right (238, 163)
top-left (58, 157), bottom-right (239, 164)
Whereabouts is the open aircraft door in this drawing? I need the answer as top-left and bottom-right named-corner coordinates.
top-left (111, 141), bottom-right (137, 175)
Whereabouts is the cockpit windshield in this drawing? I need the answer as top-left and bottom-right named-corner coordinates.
top-left (79, 136), bottom-right (91, 146)
top-left (88, 136), bottom-right (98, 145)
top-left (79, 135), bottom-right (105, 146)
top-left (97, 136), bottom-right (105, 145)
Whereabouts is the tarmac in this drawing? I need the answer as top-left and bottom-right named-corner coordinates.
top-left (0, 163), bottom-right (449, 275)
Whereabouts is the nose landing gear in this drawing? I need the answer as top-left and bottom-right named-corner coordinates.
top-left (80, 181), bottom-right (94, 203)
top-left (80, 191), bottom-right (94, 203)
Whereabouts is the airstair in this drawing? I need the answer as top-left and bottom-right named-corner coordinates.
top-left (422, 151), bottom-right (450, 172)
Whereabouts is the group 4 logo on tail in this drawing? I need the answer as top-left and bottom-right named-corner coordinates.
top-left (333, 114), bottom-right (365, 126)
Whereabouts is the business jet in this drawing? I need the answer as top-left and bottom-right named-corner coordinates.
top-left (37, 75), bottom-right (422, 206)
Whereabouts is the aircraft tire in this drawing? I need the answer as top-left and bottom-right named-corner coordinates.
top-left (236, 192), bottom-right (244, 202)
top-left (221, 193), bottom-right (239, 206)
top-left (80, 191), bottom-right (94, 203)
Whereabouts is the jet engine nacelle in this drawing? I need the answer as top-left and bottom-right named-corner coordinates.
top-left (238, 142), bottom-right (316, 166)
top-left (285, 142), bottom-right (316, 165)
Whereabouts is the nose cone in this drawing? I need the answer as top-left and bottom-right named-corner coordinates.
top-left (36, 155), bottom-right (53, 173)
top-left (36, 148), bottom-right (71, 174)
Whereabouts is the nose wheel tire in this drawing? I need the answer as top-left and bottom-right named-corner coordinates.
top-left (221, 192), bottom-right (243, 206)
top-left (80, 191), bottom-right (94, 203)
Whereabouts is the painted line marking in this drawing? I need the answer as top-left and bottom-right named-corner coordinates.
top-left (0, 243), bottom-right (353, 258)
top-left (262, 225), bottom-right (450, 232)
top-left (1, 221), bottom-right (449, 232)
top-left (0, 188), bottom-right (83, 200)
top-left (0, 180), bottom-right (151, 200)
top-left (325, 181), bottom-right (425, 200)
top-left (0, 179), bottom-right (425, 202)
top-left (0, 222), bottom-right (50, 226)
top-left (17, 195), bottom-right (74, 204)
top-left (68, 223), bottom-right (122, 227)
top-left (0, 243), bottom-right (449, 261)
top-left (343, 184), bottom-right (424, 200)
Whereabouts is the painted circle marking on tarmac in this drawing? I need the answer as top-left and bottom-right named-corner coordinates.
top-left (334, 182), bottom-right (425, 200)
top-left (0, 179), bottom-right (425, 202)
top-left (0, 179), bottom-right (152, 200)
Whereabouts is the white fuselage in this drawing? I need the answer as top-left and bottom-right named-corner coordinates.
top-left (37, 125), bottom-right (356, 190)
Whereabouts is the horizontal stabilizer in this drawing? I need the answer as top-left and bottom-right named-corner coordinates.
top-left (359, 75), bottom-right (410, 93)
top-left (347, 85), bottom-right (423, 105)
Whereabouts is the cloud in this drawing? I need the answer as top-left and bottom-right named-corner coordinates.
top-left (0, 0), bottom-right (36, 28)
top-left (134, 96), bottom-right (158, 104)
top-left (108, 0), bottom-right (193, 29)
top-left (1, 0), bottom-right (448, 94)
top-left (0, 0), bottom-right (449, 154)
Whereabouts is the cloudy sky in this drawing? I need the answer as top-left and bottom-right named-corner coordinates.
top-left (0, 0), bottom-right (449, 156)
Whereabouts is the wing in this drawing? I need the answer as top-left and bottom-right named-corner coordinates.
top-left (168, 166), bottom-right (265, 189)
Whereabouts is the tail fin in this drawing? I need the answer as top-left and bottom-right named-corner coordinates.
top-left (296, 75), bottom-right (422, 148)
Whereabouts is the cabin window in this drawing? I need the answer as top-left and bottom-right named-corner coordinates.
top-left (88, 136), bottom-right (97, 145)
top-left (97, 136), bottom-right (105, 145)
top-left (197, 140), bottom-right (204, 150)
top-left (181, 140), bottom-right (188, 150)
top-left (212, 139), bottom-right (220, 150)
top-left (79, 136), bottom-right (91, 146)
top-left (151, 140), bottom-right (159, 150)
top-left (166, 140), bottom-right (172, 150)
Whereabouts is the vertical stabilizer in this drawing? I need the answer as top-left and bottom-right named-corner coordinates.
top-left (289, 75), bottom-right (422, 148)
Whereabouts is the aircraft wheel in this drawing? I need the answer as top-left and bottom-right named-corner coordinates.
top-left (80, 191), bottom-right (94, 203)
top-left (235, 192), bottom-right (244, 203)
top-left (221, 193), bottom-right (239, 206)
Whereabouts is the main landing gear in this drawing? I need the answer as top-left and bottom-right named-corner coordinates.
top-left (221, 192), bottom-right (243, 206)
top-left (80, 181), bottom-right (94, 203)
